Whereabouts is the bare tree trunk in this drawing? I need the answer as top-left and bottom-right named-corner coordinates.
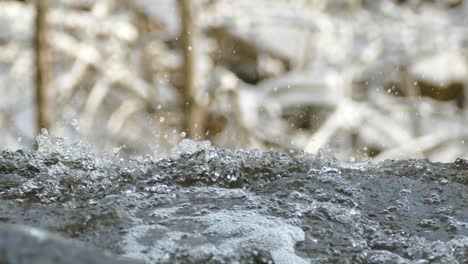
top-left (34, 0), bottom-right (52, 134)
top-left (177, 0), bottom-right (206, 140)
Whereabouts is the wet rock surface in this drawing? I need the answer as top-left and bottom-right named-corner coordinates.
top-left (0, 135), bottom-right (467, 264)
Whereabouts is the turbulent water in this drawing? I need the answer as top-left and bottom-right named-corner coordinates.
top-left (0, 132), bottom-right (467, 264)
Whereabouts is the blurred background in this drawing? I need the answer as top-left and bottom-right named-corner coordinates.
top-left (0, 0), bottom-right (467, 162)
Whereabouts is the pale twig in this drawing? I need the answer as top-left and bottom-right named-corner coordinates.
top-left (49, 31), bottom-right (151, 102)
top-left (256, 71), bottom-right (340, 107)
top-left (48, 8), bottom-right (137, 42)
top-left (56, 60), bottom-right (89, 103)
top-left (107, 99), bottom-right (142, 137)
top-left (304, 105), bottom-right (346, 153)
top-left (359, 103), bottom-right (413, 145)
top-left (373, 130), bottom-right (468, 162)
top-left (304, 100), bottom-right (412, 153)
top-left (80, 78), bottom-right (111, 135)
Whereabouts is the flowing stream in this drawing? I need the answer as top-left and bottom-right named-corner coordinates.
top-left (0, 132), bottom-right (467, 263)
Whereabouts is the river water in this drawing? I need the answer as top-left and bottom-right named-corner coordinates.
top-left (0, 133), bottom-right (467, 263)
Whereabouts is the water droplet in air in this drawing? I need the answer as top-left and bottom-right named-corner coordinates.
top-left (160, 117), bottom-right (165, 123)
top-left (71, 119), bottom-right (80, 131)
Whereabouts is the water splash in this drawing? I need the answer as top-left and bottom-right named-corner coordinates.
top-left (1, 136), bottom-right (467, 263)
top-left (169, 139), bottom-right (212, 159)
top-left (36, 128), bottom-right (94, 160)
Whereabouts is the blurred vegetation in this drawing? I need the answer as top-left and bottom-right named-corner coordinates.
top-left (0, 0), bottom-right (467, 162)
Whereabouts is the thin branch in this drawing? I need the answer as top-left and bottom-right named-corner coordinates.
top-left (48, 8), bottom-right (137, 42)
top-left (373, 131), bottom-right (468, 162)
top-left (107, 99), bottom-right (141, 137)
top-left (80, 78), bottom-right (111, 135)
top-left (56, 60), bottom-right (89, 104)
top-left (34, 0), bottom-right (52, 134)
top-left (50, 31), bottom-right (151, 102)
top-left (177, 0), bottom-right (207, 140)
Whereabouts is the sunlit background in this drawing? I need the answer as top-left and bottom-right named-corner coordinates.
top-left (0, 0), bottom-right (467, 162)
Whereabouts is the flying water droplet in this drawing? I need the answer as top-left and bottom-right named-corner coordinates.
top-left (71, 119), bottom-right (80, 132)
